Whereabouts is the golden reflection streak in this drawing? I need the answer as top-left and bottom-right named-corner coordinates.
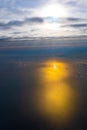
top-left (34, 60), bottom-right (79, 123)
top-left (40, 61), bottom-right (69, 83)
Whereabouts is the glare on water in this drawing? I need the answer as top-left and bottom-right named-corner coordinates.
top-left (34, 60), bottom-right (79, 123)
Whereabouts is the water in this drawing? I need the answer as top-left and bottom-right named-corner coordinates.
top-left (0, 46), bottom-right (87, 130)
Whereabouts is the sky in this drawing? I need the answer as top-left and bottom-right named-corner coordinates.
top-left (0, 0), bottom-right (87, 39)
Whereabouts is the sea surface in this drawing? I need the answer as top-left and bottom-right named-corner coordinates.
top-left (0, 46), bottom-right (87, 130)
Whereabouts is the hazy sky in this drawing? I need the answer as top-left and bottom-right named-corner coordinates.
top-left (0, 0), bottom-right (87, 38)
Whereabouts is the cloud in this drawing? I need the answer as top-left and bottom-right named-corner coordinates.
top-left (26, 17), bottom-right (44, 23)
top-left (43, 16), bottom-right (86, 24)
top-left (0, 17), bottom-right (44, 30)
top-left (66, 17), bottom-right (83, 22)
top-left (0, 0), bottom-right (87, 38)
top-left (64, 23), bottom-right (87, 28)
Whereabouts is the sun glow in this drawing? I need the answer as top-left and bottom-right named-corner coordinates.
top-left (40, 61), bottom-right (69, 82)
top-left (40, 4), bottom-right (68, 18)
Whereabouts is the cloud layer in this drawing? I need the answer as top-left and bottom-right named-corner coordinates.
top-left (0, 0), bottom-right (87, 38)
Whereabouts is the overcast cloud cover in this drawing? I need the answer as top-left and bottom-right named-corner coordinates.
top-left (0, 0), bottom-right (87, 39)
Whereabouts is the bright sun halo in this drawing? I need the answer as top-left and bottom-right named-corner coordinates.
top-left (41, 4), bottom-right (67, 18)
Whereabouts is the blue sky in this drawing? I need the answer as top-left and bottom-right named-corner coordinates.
top-left (0, 0), bottom-right (87, 39)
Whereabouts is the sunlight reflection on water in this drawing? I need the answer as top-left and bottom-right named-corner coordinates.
top-left (34, 60), bottom-right (79, 124)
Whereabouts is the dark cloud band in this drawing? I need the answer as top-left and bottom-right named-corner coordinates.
top-left (63, 23), bottom-right (87, 28)
top-left (0, 17), bottom-right (44, 30)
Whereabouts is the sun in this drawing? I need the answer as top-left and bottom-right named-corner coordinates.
top-left (40, 4), bottom-right (68, 18)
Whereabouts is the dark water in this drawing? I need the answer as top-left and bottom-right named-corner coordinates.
top-left (0, 47), bottom-right (87, 130)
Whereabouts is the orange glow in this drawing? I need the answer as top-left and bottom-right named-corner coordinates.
top-left (53, 64), bottom-right (56, 69)
top-left (39, 60), bottom-right (69, 82)
top-left (34, 60), bottom-right (78, 123)
top-left (38, 83), bottom-right (77, 122)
